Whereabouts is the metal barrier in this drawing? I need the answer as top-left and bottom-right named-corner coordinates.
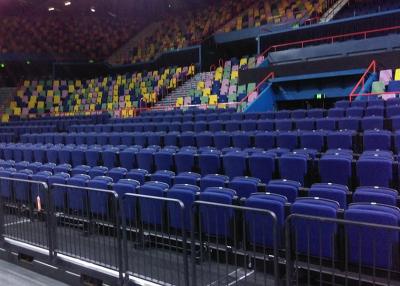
top-left (0, 177), bottom-right (53, 253)
top-left (120, 193), bottom-right (190, 286)
top-left (51, 183), bottom-right (123, 280)
top-left (191, 201), bottom-right (280, 286)
top-left (285, 214), bottom-right (400, 286)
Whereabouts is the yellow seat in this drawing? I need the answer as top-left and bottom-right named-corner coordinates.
top-left (37, 85), bottom-right (43, 92)
top-left (231, 70), bottom-right (239, 80)
top-left (23, 80), bottom-right (30, 87)
top-left (197, 81), bottom-right (205, 90)
top-left (395, 69), bottom-right (400, 81)
top-left (209, 95), bottom-right (218, 105)
top-left (90, 104), bottom-right (95, 111)
top-left (176, 97), bottom-right (184, 107)
top-left (54, 96), bottom-right (60, 104)
top-left (37, 102), bottom-right (45, 109)
top-left (13, 107), bottom-right (21, 116)
top-left (107, 103), bottom-right (113, 110)
top-left (203, 88), bottom-right (211, 97)
top-left (68, 85), bottom-right (75, 93)
top-left (17, 90), bottom-right (23, 97)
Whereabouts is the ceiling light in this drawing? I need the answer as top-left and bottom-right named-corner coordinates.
top-left (48, 7), bottom-right (55, 11)
top-left (90, 7), bottom-right (95, 12)
top-left (64, 1), bottom-right (71, 6)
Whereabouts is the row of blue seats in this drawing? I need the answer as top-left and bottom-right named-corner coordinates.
top-left (1, 169), bottom-right (397, 270)
top-left (83, 109), bottom-right (400, 127)
top-left (0, 125), bottom-right (57, 135)
top-left (18, 130), bottom-right (400, 153)
top-left (2, 164), bottom-right (398, 209)
top-left (0, 145), bottom-right (397, 189)
top-left (335, 98), bottom-right (400, 108)
top-left (68, 116), bottom-right (400, 133)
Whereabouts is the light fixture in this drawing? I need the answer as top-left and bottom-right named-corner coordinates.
top-left (48, 7), bottom-right (55, 11)
top-left (64, 1), bottom-right (71, 6)
top-left (90, 7), bottom-right (95, 12)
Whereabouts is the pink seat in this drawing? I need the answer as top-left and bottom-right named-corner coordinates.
top-left (379, 70), bottom-right (393, 86)
top-left (248, 91), bottom-right (258, 103)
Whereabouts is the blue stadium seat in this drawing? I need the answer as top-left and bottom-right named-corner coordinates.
top-left (357, 156), bottom-right (393, 187)
top-left (85, 146), bottom-right (102, 167)
top-left (136, 148), bottom-right (156, 172)
top-left (151, 170), bottom-right (175, 186)
top-left (54, 163), bottom-right (72, 174)
top-left (200, 174), bottom-right (228, 191)
top-left (214, 131), bottom-right (231, 149)
top-left (327, 130), bottom-right (355, 150)
top-left (361, 116), bottom-right (384, 131)
top-left (295, 118), bottom-right (315, 131)
top-left (291, 197), bottom-right (339, 258)
top-left (119, 147), bottom-right (139, 170)
top-left (245, 193), bottom-right (287, 248)
top-left (248, 152), bottom-right (275, 184)
top-left (223, 151), bottom-right (247, 178)
top-left (154, 149), bottom-right (175, 171)
top-left (102, 147), bottom-right (119, 169)
top-left (319, 153), bottom-right (352, 186)
top-left (276, 132), bottom-right (298, 150)
top-left (174, 172), bottom-right (201, 185)
top-left (107, 167), bottom-right (128, 182)
top-left (228, 176), bottom-right (260, 198)
top-left (309, 183), bottom-right (348, 209)
top-left (175, 149), bottom-right (196, 173)
top-left (232, 131), bottom-right (251, 149)
top-left (126, 169), bottom-right (148, 185)
top-left (71, 165), bottom-right (91, 176)
top-left (196, 132), bottom-right (214, 148)
top-left (198, 187), bottom-right (236, 237)
top-left (363, 130), bottom-right (392, 151)
top-left (88, 166), bottom-right (108, 178)
top-left (257, 119), bottom-right (274, 131)
top-left (267, 179), bottom-right (300, 203)
top-left (300, 131), bottom-right (325, 152)
top-left (344, 203), bottom-right (400, 269)
top-left (67, 174), bottom-right (90, 212)
top-left (352, 186), bottom-right (398, 206)
top-left (87, 176), bottom-right (113, 215)
top-left (279, 153), bottom-right (308, 185)
top-left (167, 184), bottom-right (199, 231)
top-left (138, 181), bottom-right (169, 225)
top-left (48, 172), bottom-right (70, 209)
top-left (198, 150), bottom-right (221, 176)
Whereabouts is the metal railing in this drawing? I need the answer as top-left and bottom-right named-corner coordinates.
top-left (285, 213), bottom-right (400, 286)
top-left (1, 177), bottom-right (400, 285)
top-left (348, 60), bottom-right (376, 102)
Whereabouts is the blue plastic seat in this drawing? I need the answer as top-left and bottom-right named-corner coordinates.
top-left (279, 153), bottom-right (308, 185)
top-left (180, 131), bottom-right (196, 147)
top-left (228, 176), bottom-right (260, 198)
top-left (67, 174), bottom-right (90, 212)
top-left (174, 172), bottom-right (201, 185)
top-left (199, 150), bottom-right (221, 176)
top-left (136, 148), bottom-right (155, 172)
top-left (167, 184), bottom-right (199, 231)
top-left (138, 181), bottom-right (169, 225)
top-left (357, 157), bottom-right (393, 187)
top-left (361, 116), bottom-right (384, 131)
top-left (151, 170), bottom-right (175, 186)
top-left (126, 169), bottom-right (148, 185)
top-left (198, 187), bottom-right (236, 237)
top-left (107, 167), bottom-right (128, 182)
top-left (200, 174), bottom-right (228, 191)
top-left (245, 193), bottom-right (287, 247)
top-left (248, 152), bottom-right (275, 184)
top-left (319, 153), bottom-right (352, 186)
top-left (267, 179), bottom-right (300, 203)
top-left (175, 150), bottom-right (196, 173)
top-left (154, 149), bottom-right (175, 171)
top-left (300, 131), bottom-right (325, 152)
top-left (232, 131), bottom-right (251, 149)
top-left (223, 151), bottom-right (247, 178)
top-left (327, 130), bottom-right (355, 150)
top-left (48, 172), bottom-right (70, 209)
top-left (88, 166), bottom-right (108, 178)
top-left (214, 131), bottom-right (231, 149)
top-left (353, 186), bottom-right (398, 206)
top-left (291, 197), bottom-right (339, 258)
top-left (119, 147), bottom-right (139, 170)
top-left (363, 130), bottom-right (392, 151)
top-left (196, 132), bottom-right (214, 148)
top-left (345, 203), bottom-right (400, 269)
top-left (309, 183), bottom-right (348, 209)
top-left (87, 176), bottom-right (113, 216)
top-left (85, 146), bottom-right (102, 167)
top-left (276, 132), bottom-right (298, 150)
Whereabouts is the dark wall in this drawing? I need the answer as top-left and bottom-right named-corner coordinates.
top-left (240, 50), bottom-right (400, 85)
top-left (259, 10), bottom-right (400, 53)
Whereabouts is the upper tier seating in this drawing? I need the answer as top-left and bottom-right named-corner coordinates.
top-left (334, 0), bottom-right (400, 20)
top-left (0, 15), bottom-right (138, 60)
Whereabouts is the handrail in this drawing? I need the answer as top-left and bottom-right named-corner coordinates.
top-left (258, 25), bottom-right (400, 61)
top-left (238, 72), bottom-right (275, 109)
top-left (348, 59), bottom-right (376, 102)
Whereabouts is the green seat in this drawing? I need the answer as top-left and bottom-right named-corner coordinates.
top-left (371, 81), bottom-right (385, 93)
top-left (237, 85), bottom-right (246, 94)
top-left (132, 101), bottom-right (138, 108)
top-left (200, 96), bottom-right (209, 104)
top-left (228, 94), bottom-right (237, 102)
top-left (247, 83), bottom-right (256, 93)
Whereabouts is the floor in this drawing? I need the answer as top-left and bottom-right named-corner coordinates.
top-left (0, 259), bottom-right (68, 286)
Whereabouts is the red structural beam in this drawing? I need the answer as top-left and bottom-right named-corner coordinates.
top-left (348, 60), bottom-right (376, 102)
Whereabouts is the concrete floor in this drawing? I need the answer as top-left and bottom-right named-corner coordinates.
top-left (0, 259), bottom-right (68, 286)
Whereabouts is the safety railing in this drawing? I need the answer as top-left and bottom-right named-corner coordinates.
top-left (237, 72), bottom-right (275, 112)
top-left (285, 213), bottom-right (400, 286)
top-left (0, 177), bottom-right (53, 253)
top-left (348, 60), bottom-right (376, 102)
top-left (1, 177), bottom-right (400, 286)
top-left (120, 193), bottom-right (190, 286)
top-left (257, 25), bottom-right (400, 65)
top-left (191, 201), bottom-right (280, 286)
